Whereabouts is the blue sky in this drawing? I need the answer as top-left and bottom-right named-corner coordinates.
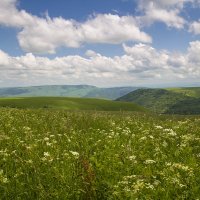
top-left (0, 0), bottom-right (200, 87)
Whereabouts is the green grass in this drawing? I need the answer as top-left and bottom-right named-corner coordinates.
top-left (0, 97), bottom-right (146, 112)
top-left (0, 108), bottom-right (200, 199)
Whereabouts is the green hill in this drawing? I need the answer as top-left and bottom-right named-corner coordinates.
top-left (167, 87), bottom-right (200, 98)
top-left (166, 98), bottom-right (200, 115)
top-left (0, 97), bottom-right (147, 112)
top-left (117, 88), bottom-right (200, 114)
top-left (0, 85), bottom-right (139, 100)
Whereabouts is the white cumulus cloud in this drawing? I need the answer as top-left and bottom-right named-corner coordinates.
top-left (137, 0), bottom-right (190, 29)
top-left (189, 20), bottom-right (200, 34)
top-left (0, 41), bottom-right (200, 87)
top-left (0, 0), bottom-right (151, 54)
top-left (0, 50), bottom-right (9, 66)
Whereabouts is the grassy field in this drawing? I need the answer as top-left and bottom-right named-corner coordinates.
top-left (0, 97), bottom-right (146, 112)
top-left (0, 108), bottom-right (199, 199)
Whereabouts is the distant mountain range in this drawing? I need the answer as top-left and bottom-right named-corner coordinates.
top-left (117, 87), bottom-right (200, 115)
top-left (0, 85), bottom-right (140, 100)
top-left (2, 85), bottom-right (200, 114)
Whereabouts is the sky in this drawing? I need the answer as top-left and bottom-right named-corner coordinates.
top-left (0, 0), bottom-right (200, 88)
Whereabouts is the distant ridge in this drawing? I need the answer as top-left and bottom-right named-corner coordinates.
top-left (117, 87), bottom-right (200, 114)
top-left (0, 85), bottom-right (140, 100)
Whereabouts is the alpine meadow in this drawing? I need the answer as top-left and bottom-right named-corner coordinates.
top-left (0, 0), bottom-right (200, 199)
top-left (1, 108), bottom-right (200, 199)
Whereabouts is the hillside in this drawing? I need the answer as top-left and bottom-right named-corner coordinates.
top-left (0, 97), bottom-right (147, 112)
top-left (167, 87), bottom-right (200, 98)
top-left (116, 88), bottom-right (200, 114)
top-left (166, 98), bottom-right (200, 115)
top-left (0, 85), bottom-right (139, 100)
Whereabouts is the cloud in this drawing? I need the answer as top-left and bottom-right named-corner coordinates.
top-left (189, 20), bottom-right (200, 34)
top-left (0, 0), bottom-right (151, 54)
top-left (1, 0), bottom-right (199, 55)
top-left (1, 41), bottom-right (200, 86)
top-left (137, 0), bottom-right (189, 29)
top-left (187, 40), bottom-right (200, 63)
top-left (0, 0), bottom-right (36, 27)
top-left (0, 50), bottom-right (9, 66)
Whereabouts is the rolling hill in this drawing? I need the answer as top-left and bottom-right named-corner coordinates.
top-left (0, 85), bottom-right (139, 100)
top-left (0, 97), bottom-right (147, 112)
top-left (167, 87), bottom-right (200, 98)
top-left (117, 88), bottom-right (200, 114)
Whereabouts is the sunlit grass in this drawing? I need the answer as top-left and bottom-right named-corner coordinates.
top-left (0, 108), bottom-right (199, 199)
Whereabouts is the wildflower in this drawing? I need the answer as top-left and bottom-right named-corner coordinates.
top-left (69, 151), bottom-right (79, 159)
top-left (172, 163), bottom-right (191, 172)
top-left (145, 183), bottom-right (154, 190)
top-left (140, 136), bottom-right (147, 141)
top-left (145, 159), bottom-right (156, 164)
top-left (162, 141), bottom-right (168, 147)
top-left (0, 170), bottom-right (8, 184)
top-left (23, 126), bottom-right (31, 131)
top-left (27, 160), bottom-right (33, 164)
top-left (123, 175), bottom-right (136, 180)
top-left (132, 179), bottom-right (145, 193)
top-left (44, 137), bottom-right (49, 141)
top-left (26, 146), bottom-right (32, 150)
top-left (153, 180), bottom-right (161, 186)
top-left (118, 180), bottom-right (129, 185)
top-left (155, 125), bottom-right (163, 129)
top-left (44, 152), bottom-right (50, 157)
top-left (129, 155), bottom-right (136, 161)
top-left (50, 135), bottom-right (55, 138)
top-left (42, 152), bottom-right (53, 162)
top-left (46, 142), bottom-right (52, 146)
top-left (164, 128), bottom-right (177, 136)
top-left (149, 135), bottom-right (154, 139)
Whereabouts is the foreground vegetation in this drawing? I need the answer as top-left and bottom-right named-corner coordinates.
top-left (0, 108), bottom-right (199, 199)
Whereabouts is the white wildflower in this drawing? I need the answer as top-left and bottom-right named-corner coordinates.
top-left (46, 142), bottom-right (52, 146)
top-left (27, 160), bottom-right (33, 164)
top-left (164, 128), bottom-right (177, 136)
top-left (155, 125), bottom-right (163, 129)
top-left (44, 137), bottom-right (49, 141)
top-left (129, 155), bottom-right (137, 162)
top-left (145, 159), bottom-right (156, 164)
top-left (44, 152), bottom-right (50, 157)
top-left (69, 151), bottom-right (79, 159)
top-left (0, 170), bottom-right (9, 184)
top-left (162, 141), bottom-right (168, 147)
top-left (145, 183), bottom-right (154, 190)
top-left (140, 136), bottom-right (147, 141)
